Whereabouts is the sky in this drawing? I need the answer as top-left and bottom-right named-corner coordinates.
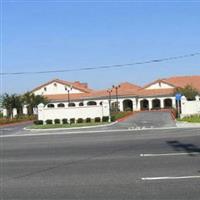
top-left (1, 0), bottom-right (200, 94)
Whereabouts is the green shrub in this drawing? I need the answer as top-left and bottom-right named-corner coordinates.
top-left (85, 118), bottom-right (91, 123)
top-left (102, 116), bottom-right (109, 122)
top-left (54, 119), bottom-right (60, 124)
top-left (34, 120), bottom-right (43, 125)
top-left (46, 119), bottom-right (53, 124)
top-left (70, 118), bottom-right (75, 124)
top-left (111, 111), bottom-right (132, 121)
top-left (77, 118), bottom-right (84, 123)
top-left (94, 117), bottom-right (101, 123)
top-left (62, 118), bottom-right (68, 124)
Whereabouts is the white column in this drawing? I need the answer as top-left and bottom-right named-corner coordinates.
top-left (137, 99), bottom-right (141, 111)
top-left (13, 108), bottom-right (17, 117)
top-left (160, 99), bottom-right (164, 109)
top-left (23, 105), bottom-right (28, 115)
top-left (118, 99), bottom-right (123, 112)
top-left (132, 98), bottom-right (137, 111)
top-left (172, 98), bottom-right (176, 108)
top-left (149, 99), bottom-right (152, 110)
top-left (33, 107), bottom-right (38, 115)
top-left (3, 109), bottom-right (7, 117)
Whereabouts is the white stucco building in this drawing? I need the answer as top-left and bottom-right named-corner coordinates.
top-left (31, 76), bottom-right (200, 123)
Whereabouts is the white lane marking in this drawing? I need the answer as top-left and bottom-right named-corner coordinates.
top-left (140, 152), bottom-right (199, 157)
top-left (142, 175), bottom-right (200, 181)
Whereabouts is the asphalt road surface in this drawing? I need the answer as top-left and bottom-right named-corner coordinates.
top-left (1, 127), bottom-right (200, 200)
top-left (113, 111), bottom-right (176, 129)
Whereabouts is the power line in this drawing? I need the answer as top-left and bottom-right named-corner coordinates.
top-left (1, 52), bottom-right (200, 76)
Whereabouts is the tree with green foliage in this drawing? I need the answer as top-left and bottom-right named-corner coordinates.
top-left (2, 93), bottom-right (23, 118)
top-left (2, 92), bottom-right (48, 117)
top-left (22, 92), bottom-right (48, 115)
top-left (175, 85), bottom-right (199, 101)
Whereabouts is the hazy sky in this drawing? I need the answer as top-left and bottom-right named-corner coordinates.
top-left (1, 1), bottom-right (200, 94)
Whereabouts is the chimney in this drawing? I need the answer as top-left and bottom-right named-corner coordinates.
top-left (74, 81), bottom-right (88, 89)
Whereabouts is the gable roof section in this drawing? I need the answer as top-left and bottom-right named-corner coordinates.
top-left (163, 76), bottom-right (200, 91)
top-left (31, 79), bottom-right (93, 93)
top-left (142, 79), bottom-right (176, 89)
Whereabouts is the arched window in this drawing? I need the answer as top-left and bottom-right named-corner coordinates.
top-left (47, 104), bottom-right (55, 108)
top-left (123, 99), bottom-right (133, 111)
top-left (140, 99), bottom-right (149, 110)
top-left (57, 103), bottom-right (65, 108)
top-left (152, 99), bottom-right (161, 109)
top-left (99, 102), bottom-right (103, 106)
top-left (79, 102), bottom-right (84, 106)
top-left (164, 98), bottom-right (172, 108)
top-left (68, 102), bottom-right (76, 107)
top-left (87, 101), bottom-right (97, 106)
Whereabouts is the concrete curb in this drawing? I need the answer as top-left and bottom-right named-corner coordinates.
top-left (24, 121), bottom-right (118, 132)
top-left (176, 121), bottom-right (200, 128)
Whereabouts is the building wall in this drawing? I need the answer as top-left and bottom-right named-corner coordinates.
top-left (181, 96), bottom-right (200, 118)
top-left (34, 82), bottom-right (83, 96)
top-left (38, 102), bottom-right (109, 123)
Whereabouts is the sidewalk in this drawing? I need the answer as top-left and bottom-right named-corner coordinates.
top-left (176, 121), bottom-right (200, 128)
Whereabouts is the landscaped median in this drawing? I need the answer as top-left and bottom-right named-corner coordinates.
top-left (177, 115), bottom-right (200, 123)
top-left (27, 112), bottom-right (134, 130)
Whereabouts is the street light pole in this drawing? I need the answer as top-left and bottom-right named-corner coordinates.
top-left (112, 85), bottom-right (120, 112)
top-left (107, 89), bottom-right (112, 122)
top-left (67, 85), bottom-right (72, 104)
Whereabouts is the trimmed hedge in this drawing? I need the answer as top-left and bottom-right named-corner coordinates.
top-left (70, 118), bottom-right (75, 124)
top-left (34, 120), bottom-right (43, 125)
top-left (85, 118), bottom-right (91, 123)
top-left (54, 119), bottom-right (60, 124)
top-left (102, 116), bottom-right (109, 122)
top-left (77, 118), bottom-right (84, 123)
top-left (62, 118), bottom-right (68, 124)
top-left (94, 117), bottom-right (101, 123)
top-left (46, 119), bottom-right (53, 124)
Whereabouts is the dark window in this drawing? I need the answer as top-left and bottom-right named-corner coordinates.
top-left (68, 102), bottom-right (76, 107)
top-left (47, 104), bottom-right (54, 108)
top-left (57, 103), bottom-right (65, 108)
top-left (87, 101), bottom-right (97, 106)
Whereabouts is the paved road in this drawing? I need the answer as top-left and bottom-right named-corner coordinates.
top-left (1, 128), bottom-right (200, 200)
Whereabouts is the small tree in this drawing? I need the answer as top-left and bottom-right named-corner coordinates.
top-left (175, 85), bottom-right (199, 101)
top-left (2, 93), bottom-right (23, 118)
top-left (22, 92), bottom-right (48, 115)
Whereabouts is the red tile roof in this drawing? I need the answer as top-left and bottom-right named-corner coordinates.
top-left (31, 79), bottom-right (93, 93)
top-left (163, 76), bottom-right (200, 91)
top-left (42, 75), bottom-right (200, 101)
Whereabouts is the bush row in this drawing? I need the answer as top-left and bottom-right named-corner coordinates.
top-left (34, 116), bottom-right (109, 125)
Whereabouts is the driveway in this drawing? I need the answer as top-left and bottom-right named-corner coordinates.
top-left (112, 111), bottom-right (176, 129)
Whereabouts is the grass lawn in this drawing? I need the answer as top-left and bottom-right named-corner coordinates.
top-left (28, 122), bottom-right (110, 129)
top-left (177, 115), bottom-right (200, 123)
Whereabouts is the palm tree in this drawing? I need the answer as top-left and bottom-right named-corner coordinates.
top-left (22, 92), bottom-right (48, 115)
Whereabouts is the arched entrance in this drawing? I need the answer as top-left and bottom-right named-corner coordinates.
top-left (152, 99), bottom-right (161, 109)
top-left (123, 99), bottom-right (133, 111)
top-left (111, 102), bottom-right (119, 112)
top-left (140, 99), bottom-right (149, 110)
top-left (164, 98), bottom-right (172, 108)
